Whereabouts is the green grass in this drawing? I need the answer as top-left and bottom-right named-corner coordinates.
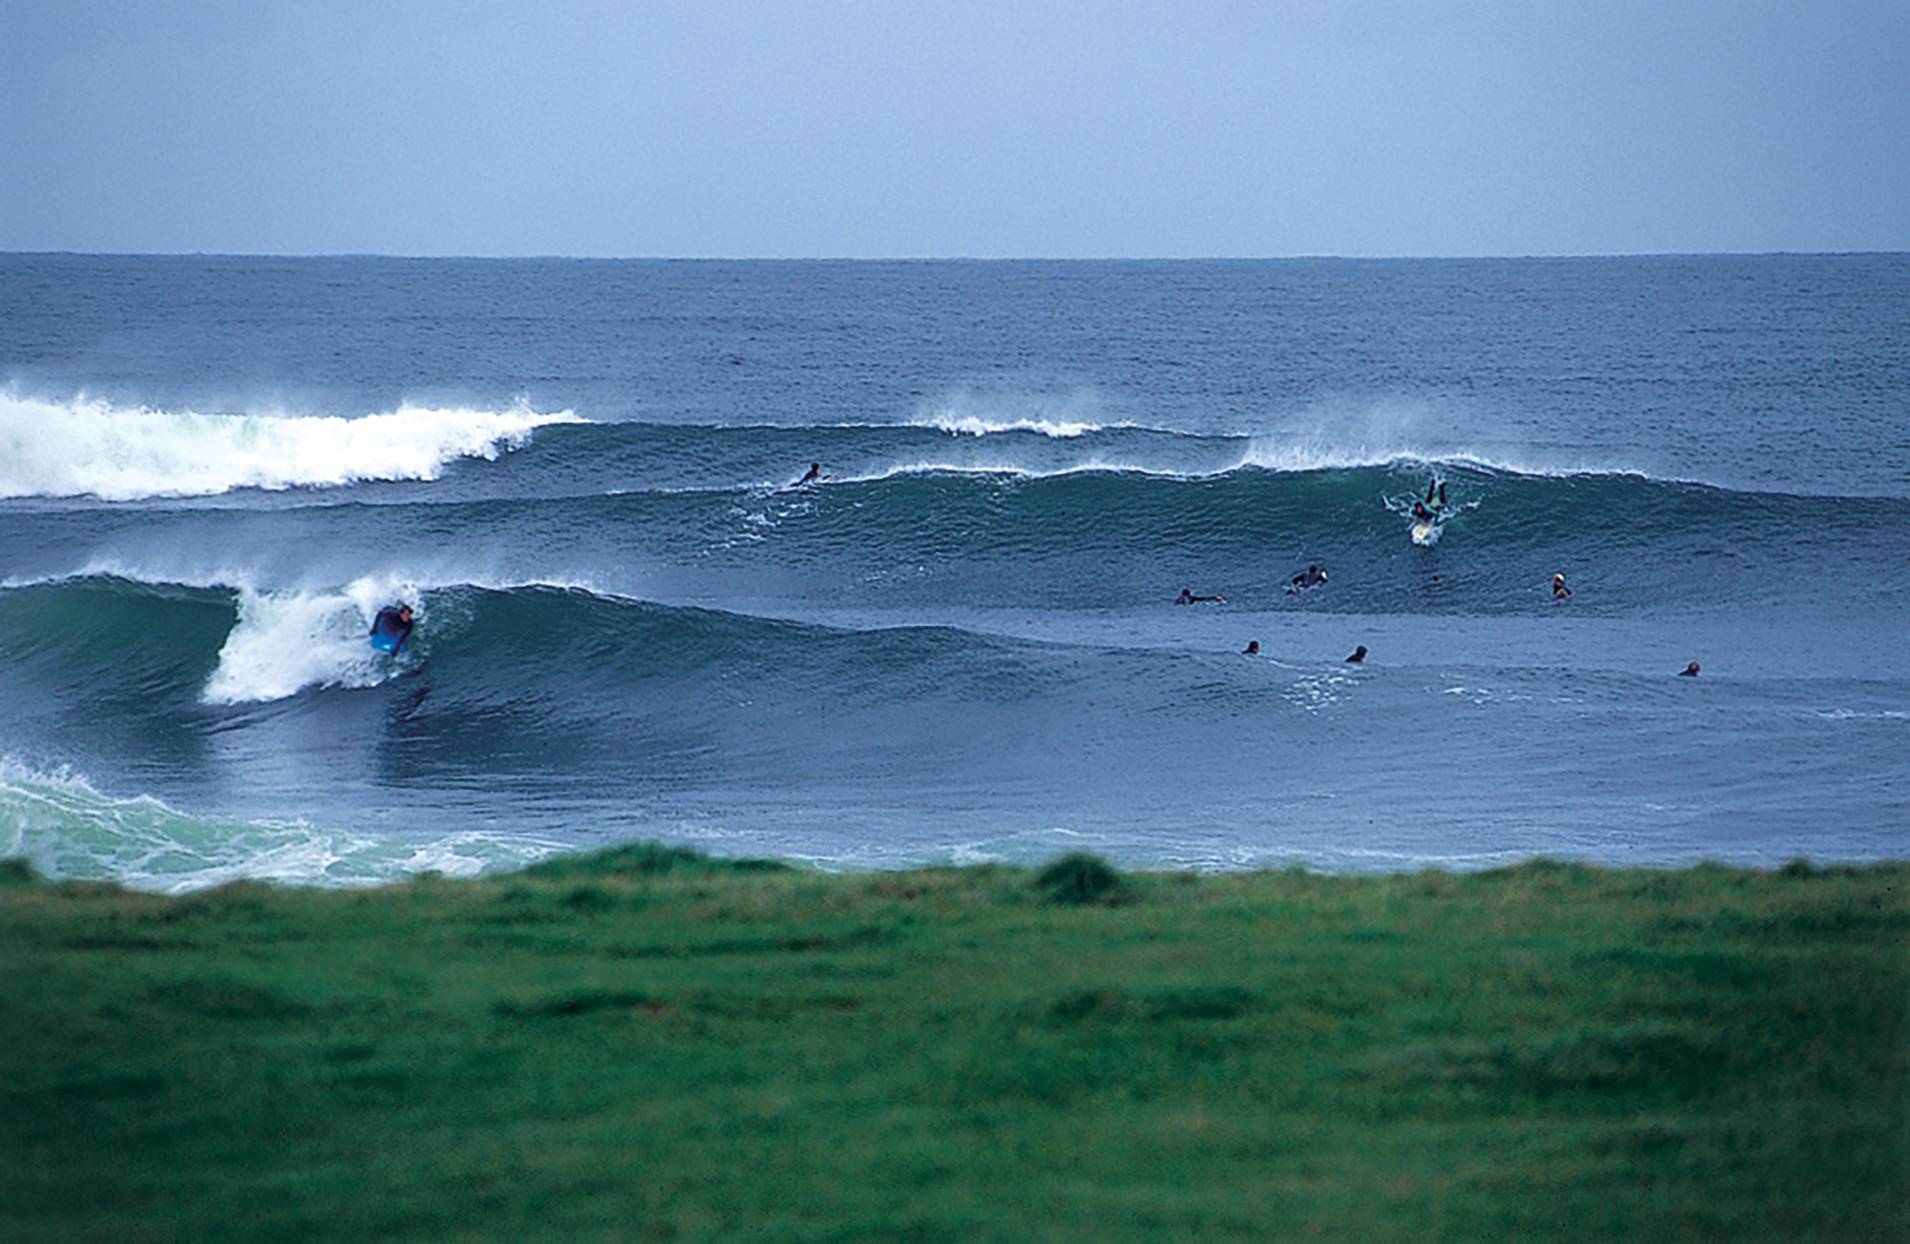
top-left (1, 848), bottom-right (1904, 1242)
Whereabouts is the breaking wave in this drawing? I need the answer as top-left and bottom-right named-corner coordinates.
top-left (0, 391), bottom-right (581, 500)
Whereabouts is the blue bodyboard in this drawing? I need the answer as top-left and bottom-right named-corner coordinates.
top-left (369, 611), bottom-right (412, 654)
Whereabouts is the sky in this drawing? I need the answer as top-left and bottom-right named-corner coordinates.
top-left (2, 0), bottom-right (1906, 257)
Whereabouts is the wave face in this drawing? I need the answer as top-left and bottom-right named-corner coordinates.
top-left (3, 254), bottom-right (1907, 887)
top-left (0, 392), bottom-right (579, 499)
top-left (0, 575), bottom-right (1071, 715)
top-left (3, 569), bottom-right (1905, 891)
top-left (3, 443), bottom-right (1902, 621)
top-left (192, 414), bottom-right (1738, 502)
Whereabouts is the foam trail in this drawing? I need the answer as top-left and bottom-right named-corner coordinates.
top-left (0, 392), bottom-right (581, 500)
top-left (0, 760), bottom-right (560, 893)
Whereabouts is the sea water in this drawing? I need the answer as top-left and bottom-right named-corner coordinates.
top-left (1, 254), bottom-right (1904, 889)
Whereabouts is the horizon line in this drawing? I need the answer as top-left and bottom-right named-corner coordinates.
top-left (4, 248), bottom-right (1905, 263)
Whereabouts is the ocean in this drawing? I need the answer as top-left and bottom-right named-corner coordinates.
top-left (1, 253), bottom-right (1905, 890)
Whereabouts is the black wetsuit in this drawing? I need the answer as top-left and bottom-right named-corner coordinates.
top-left (370, 606), bottom-right (414, 654)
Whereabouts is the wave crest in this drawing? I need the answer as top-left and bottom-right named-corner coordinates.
top-left (0, 392), bottom-right (581, 500)
top-left (922, 414), bottom-right (1106, 438)
top-left (910, 388), bottom-right (1116, 439)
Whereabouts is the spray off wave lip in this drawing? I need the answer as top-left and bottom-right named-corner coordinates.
top-left (0, 391), bottom-right (580, 500)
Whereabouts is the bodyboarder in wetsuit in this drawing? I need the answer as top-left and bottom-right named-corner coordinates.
top-left (370, 604), bottom-right (415, 654)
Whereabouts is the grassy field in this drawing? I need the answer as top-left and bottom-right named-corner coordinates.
top-left (1, 847), bottom-right (1904, 1243)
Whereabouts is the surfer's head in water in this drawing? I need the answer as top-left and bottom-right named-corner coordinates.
top-left (1243, 640), bottom-right (1260, 655)
top-left (1412, 501), bottom-right (1432, 521)
top-left (398, 605), bottom-right (413, 624)
top-left (1679, 661), bottom-right (1700, 677)
top-left (1552, 573), bottom-right (1571, 600)
top-left (1346, 645), bottom-right (1366, 664)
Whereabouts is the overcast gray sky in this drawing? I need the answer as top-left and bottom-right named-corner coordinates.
top-left (3, 0), bottom-right (1905, 257)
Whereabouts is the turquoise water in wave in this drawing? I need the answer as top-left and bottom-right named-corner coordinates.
top-left (1, 254), bottom-right (1905, 889)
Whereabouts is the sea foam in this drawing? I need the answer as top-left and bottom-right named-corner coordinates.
top-left (201, 581), bottom-right (402, 705)
top-left (189, 571), bottom-right (621, 706)
top-left (910, 388), bottom-right (1119, 439)
top-left (922, 414), bottom-right (1107, 438)
top-left (0, 392), bottom-right (581, 500)
top-left (0, 759), bottom-right (560, 893)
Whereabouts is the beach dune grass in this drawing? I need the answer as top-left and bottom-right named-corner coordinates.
top-left (1, 850), bottom-right (1904, 1242)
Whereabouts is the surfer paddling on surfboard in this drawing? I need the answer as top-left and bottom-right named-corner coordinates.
top-left (1288, 564), bottom-right (1327, 591)
top-left (1176, 588), bottom-right (1226, 605)
top-left (1412, 477), bottom-right (1451, 520)
top-left (1408, 477), bottom-right (1451, 544)
top-left (1411, 478), bottom-right (1449, 524)
top-left (370, 604), bottom-right (415, 654)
